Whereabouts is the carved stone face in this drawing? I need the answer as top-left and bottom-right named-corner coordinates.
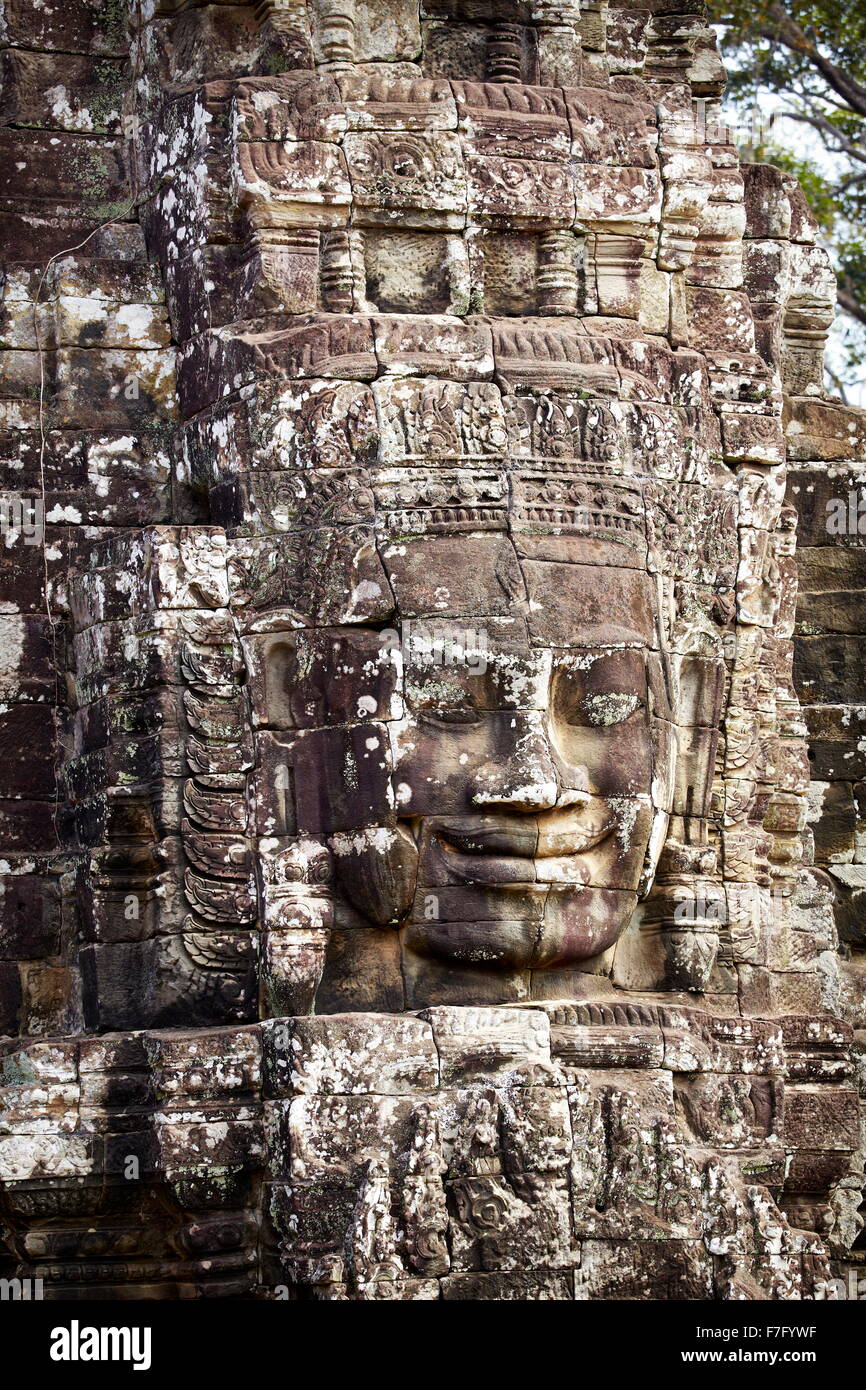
top-left (280, 530), bottom-right (681, 980)
top-left (394, 633), bottom-right (660, 971)
top-left (189, 63), bottom-right (740, 1007)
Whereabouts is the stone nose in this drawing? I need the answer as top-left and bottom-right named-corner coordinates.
top-left (469, 717), bottom-right (559, 812)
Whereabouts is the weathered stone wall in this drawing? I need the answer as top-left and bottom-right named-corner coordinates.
top-left (785, 399), bottom-right (866, 1026)
top-left (0, 0), bottom-right (177, 1039)
top-left (0, 0), bottom-right (864, 1300)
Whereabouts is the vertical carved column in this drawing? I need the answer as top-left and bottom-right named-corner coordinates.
top-left (533, 0), bottom-right (582, 24)
top-left (321, 228), bottom-right (372, 312)
top-left (532, 0), bottom-right (583, 85)
top-left (643, 843), bottom-right (724, 992)
top-left (537, 232), bottom-right (580, 315)
top-left (254, 0), bottom-right (315, 68)
top-left (256, 0), bottom-right (310, 34)
top-left (317, 0), bottom-right (357, 68)
top-left (320, 229), bottom-right (356, 313)
top-left (179, 582), bottom-right (258, 1022)
top-left (486, 25), bottom-right (524, 83)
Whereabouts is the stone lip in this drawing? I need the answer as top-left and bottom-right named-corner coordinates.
top-left (430, 813), bottom-right (614, 880)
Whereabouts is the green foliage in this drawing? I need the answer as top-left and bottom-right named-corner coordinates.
top-left (710, 2), bottom-right (866, 96)
top-left (709, 0), bottom-right (866, 388)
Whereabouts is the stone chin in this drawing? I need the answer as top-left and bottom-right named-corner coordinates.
top-left (402, 885), bottom-right (638, 970)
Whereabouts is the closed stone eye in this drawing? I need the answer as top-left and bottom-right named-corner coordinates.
top-left (420, 707), bottom-right (482, 726)
top-left (577, 692), bottom-right (642, 727)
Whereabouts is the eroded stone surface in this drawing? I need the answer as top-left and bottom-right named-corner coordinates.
top-left (0, 0), bottom-right (864, 1301)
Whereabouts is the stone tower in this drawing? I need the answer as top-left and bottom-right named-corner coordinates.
top-left (0, 0), bottom-right (864, 1299)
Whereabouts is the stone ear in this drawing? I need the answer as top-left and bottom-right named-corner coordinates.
top-left (671, 655), bottom-right (725, 822)
top-left (332, 823), bottom-right (419, 926)
top-left (264, 638), bottom-right (301, 728)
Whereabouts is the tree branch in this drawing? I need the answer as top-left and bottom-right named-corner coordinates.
top-left (837, 287), bottom-right (866, 330)
top-left (779, 109), bottom-right (866, 163)
top-left (838, 167), bottom-right (866, 190)
top-left (825, 362), bottom-right (849, 403)
top-left (746, 3), bottom-right (866, 116)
